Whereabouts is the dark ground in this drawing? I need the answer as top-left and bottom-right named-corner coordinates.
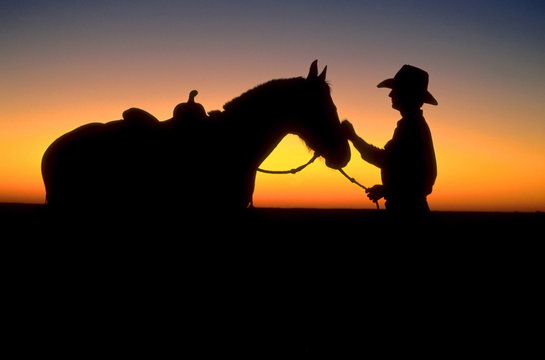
top-left (2, 204), bottom-right (543, 357)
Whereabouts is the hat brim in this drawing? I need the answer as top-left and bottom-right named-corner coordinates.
top-left (423, 91), bottom-right (438, 106)
top-left (377, 78), bottom-right (395, 89)
top-left (377, 78), bottom-right (438, 105)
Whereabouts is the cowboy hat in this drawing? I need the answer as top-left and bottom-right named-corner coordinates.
top-left (377, 65), bottom-right (438, 105)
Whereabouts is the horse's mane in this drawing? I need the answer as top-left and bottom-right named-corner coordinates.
top-left (223, 77), bottom-right (307, 113)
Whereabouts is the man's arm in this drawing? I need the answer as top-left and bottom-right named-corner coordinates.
top-left (342, 120), bottom-right (386, 168)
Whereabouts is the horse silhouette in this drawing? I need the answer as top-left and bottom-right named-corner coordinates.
top-left (41, 61), bottom-right (350, 214)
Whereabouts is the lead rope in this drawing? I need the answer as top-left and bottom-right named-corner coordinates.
top-left (337, 168), bottom-right (379, 209)
top-left (257, 153), bottom-right (379, 209)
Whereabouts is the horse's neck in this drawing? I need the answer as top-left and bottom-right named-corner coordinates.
top-left (220, 78), bottom-right (305, 169)
top-left (223, 109), bottom-right (290, 169)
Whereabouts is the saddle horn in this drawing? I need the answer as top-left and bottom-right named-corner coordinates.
top-left (188, 90), bottom-right (198, 103)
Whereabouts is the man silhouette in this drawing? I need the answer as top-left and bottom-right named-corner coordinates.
top-left (343, 65), bottom-right (437, 213)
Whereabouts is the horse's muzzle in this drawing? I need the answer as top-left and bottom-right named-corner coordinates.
top-left (324, 143), bottom-right (351, 169)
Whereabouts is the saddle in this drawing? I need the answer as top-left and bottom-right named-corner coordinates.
top-left (122, 108), bottom-right (159, 125)
top-left (122, 90), bottom-right (209, 127)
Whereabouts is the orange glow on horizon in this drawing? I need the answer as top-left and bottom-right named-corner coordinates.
top-left (2, 1), bottom-right (545, 212)
top-left (1, 62), bottom-right (544, 212)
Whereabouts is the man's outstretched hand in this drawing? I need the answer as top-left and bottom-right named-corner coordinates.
top-left (365, 184), bottom-right (384, 202)
top-left (341, 120), bottom-right (357, 141)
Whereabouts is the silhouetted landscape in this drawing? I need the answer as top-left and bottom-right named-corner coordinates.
top-left (4, 62), bottom-right (542, 356)
top-left (3, 61), bottom-right (542, 356)
top-left (3, 202), bottom-right (542, 356)
top-left (3, 0), bottom-right (544, 355)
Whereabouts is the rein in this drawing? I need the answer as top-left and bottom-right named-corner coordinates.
top-left (257, 153), bottom-right (379, 209)
top-left (257, 153), bottom-right (319, 174)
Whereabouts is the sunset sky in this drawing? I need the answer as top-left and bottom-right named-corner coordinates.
top-left (1, 0), bottom-right (544, 211)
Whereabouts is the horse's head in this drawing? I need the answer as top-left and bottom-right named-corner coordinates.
top-left (292, 60), bottom-right (350, 169)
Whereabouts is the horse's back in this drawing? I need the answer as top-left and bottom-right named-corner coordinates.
top-left (42, 118), bottom-right (163, 210)
top-left (42, 122), bottom-right (105, 206)
top-left (42, 111), bottom-right (254, 213)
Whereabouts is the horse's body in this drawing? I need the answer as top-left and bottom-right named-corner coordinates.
top-left (41, 61), bottom-right (350, 214)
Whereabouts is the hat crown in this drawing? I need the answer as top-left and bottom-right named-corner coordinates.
top-left (393, 65), bottom-right (429, 91)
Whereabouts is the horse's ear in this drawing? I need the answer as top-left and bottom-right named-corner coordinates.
top-left (318, 66), bottom-right (327, 81)
top-left (307, 60), bottom-right (319, 79)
